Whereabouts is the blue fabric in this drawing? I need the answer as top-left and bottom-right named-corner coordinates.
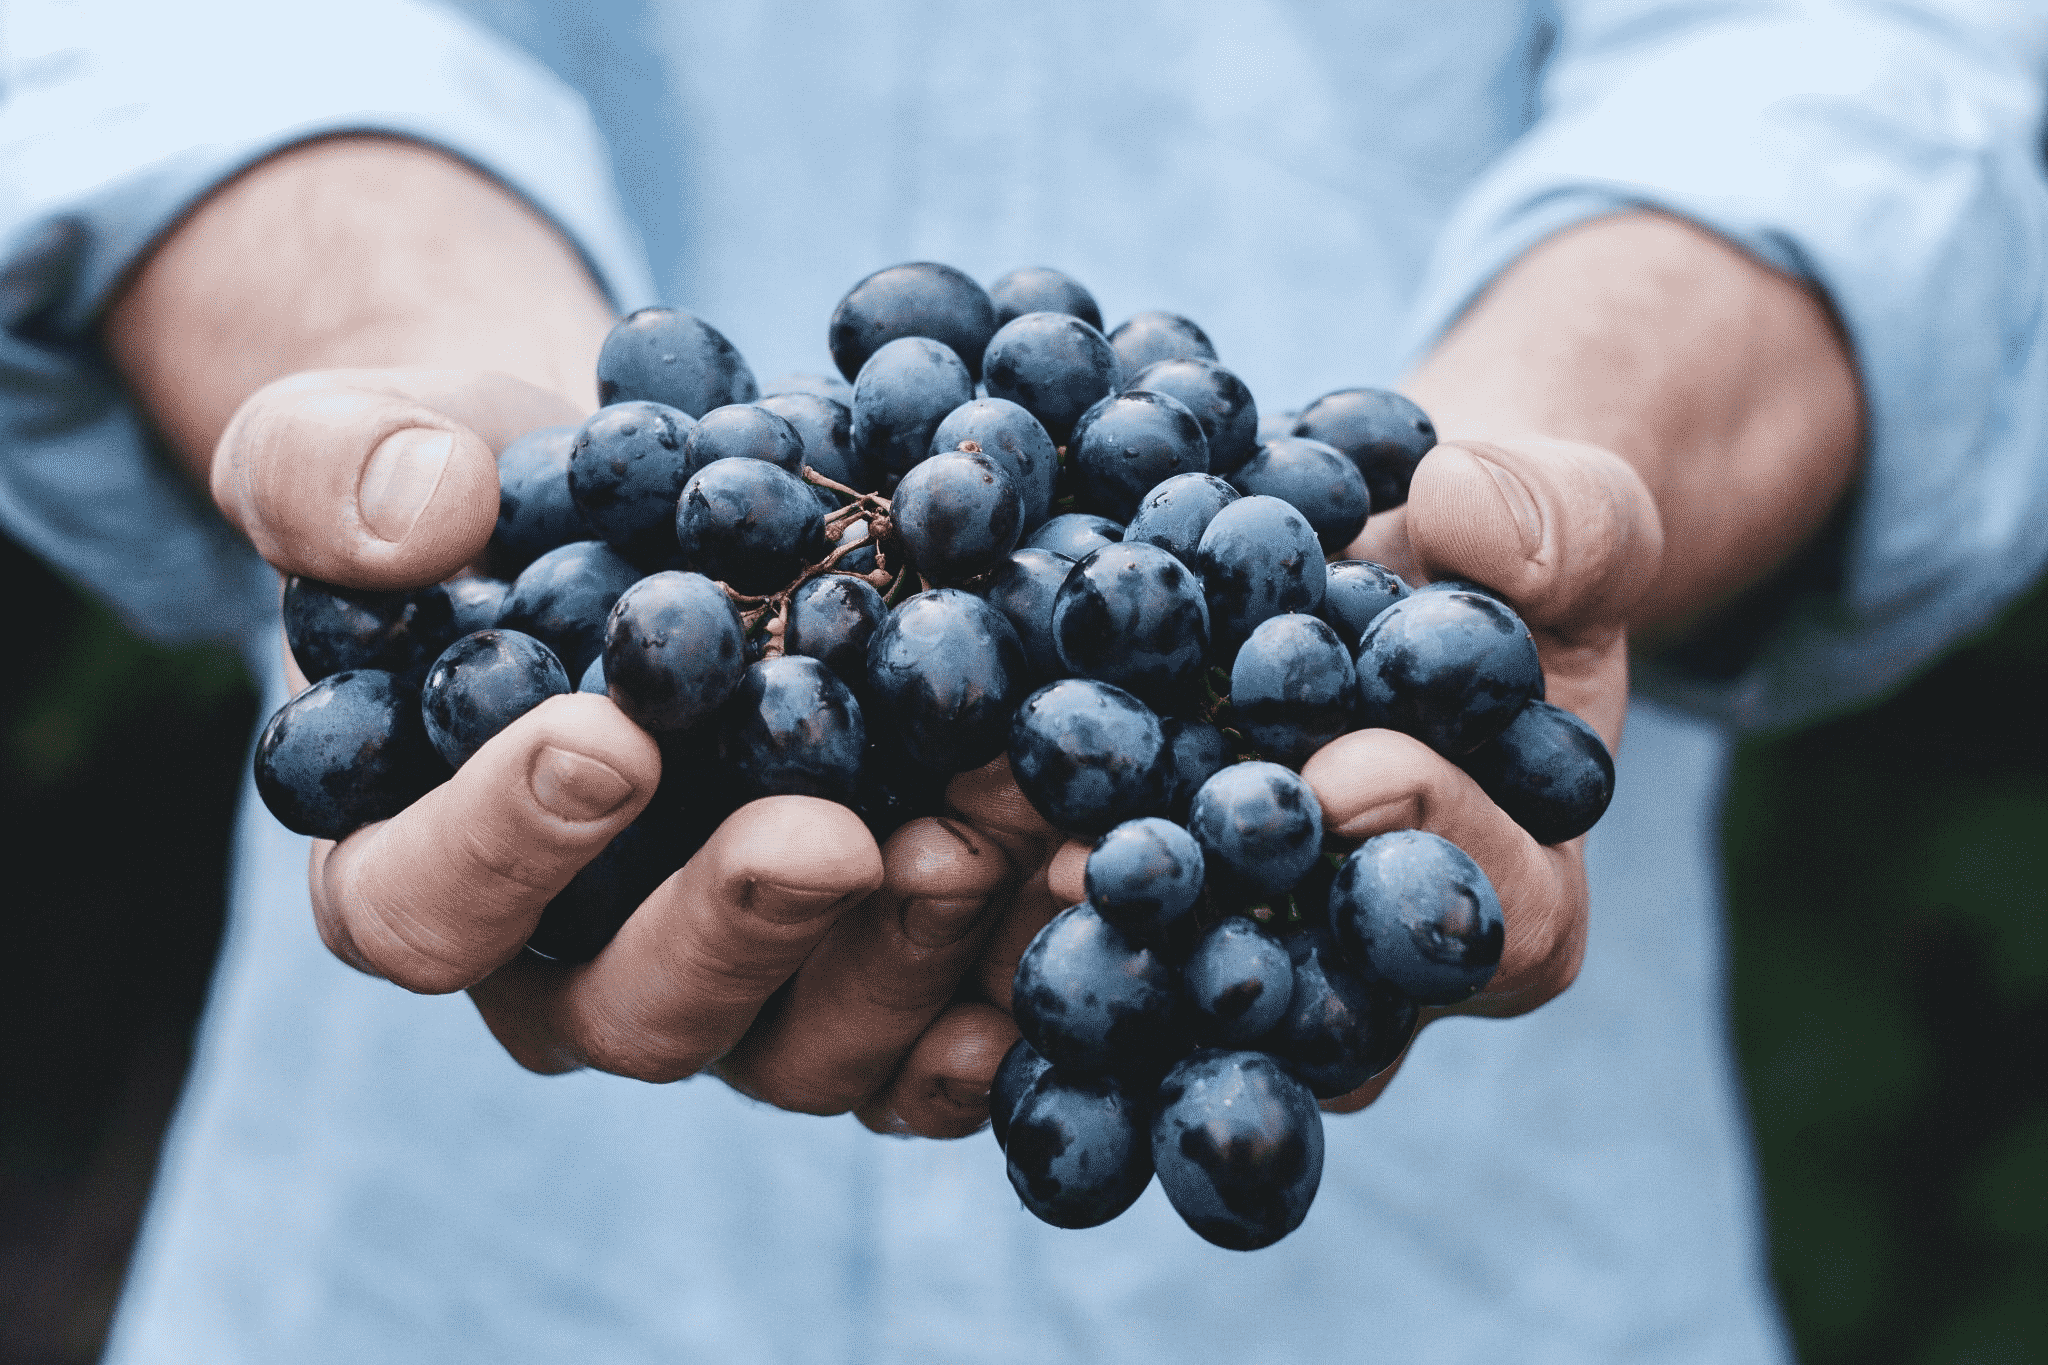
top-left (1, 0), bottom-right (2043, 1359)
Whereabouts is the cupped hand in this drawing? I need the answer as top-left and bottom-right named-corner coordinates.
top-left (219, 366), bottom-right (1057, 1133)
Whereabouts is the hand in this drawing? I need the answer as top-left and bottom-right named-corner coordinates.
top-left (215, 365), bottom-right (1057, 1133)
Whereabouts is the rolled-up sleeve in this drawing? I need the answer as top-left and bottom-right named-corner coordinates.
top-left (0, 0), bottom-right (652, 645)
top-left (1405, 0), bottom-right (2048, 730)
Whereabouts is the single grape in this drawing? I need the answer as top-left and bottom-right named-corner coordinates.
top-left (1228, 612), bottom-right (1357, 770)
top-left (1458, 699), bottom-right (1616, 845)
top-left (1194, 495), bottom-right (1327, 663)
top-left (1151, 1049), bottom-right (1324, 1251)
top-left (282, 576), bottom-right (445, 684)
top-left (988, 265), bottom-right (1102, 331)
top-left (1008, 678), bottom-right (1171, 837)
top-left (980, 547), bottom-right (1074, 684)
top-left (1013, 901), bottom-right (1186, 1083)
top-left (990, 1037), bottom-right (1055, 1151)
top-left (497, 539), bottom-right (642, 679)
top-left (1267, 925), bottom-right (1418, 1097)
top-left (785, 574), bottom-right (888, 693)
top-left (1124, 472), bottom-right (1239, 570)
top-left (1085, 817), bottom-right (1206, 942)
top-left (1006, 1070), bottom-right (1154, 1230)
top-left (1353, 589), bottom-right (1543, 756)
top-left (566, 400), bottom-right (698, 569)
top-left (253, 670), bottom-right (446, 839)
top-left (673, 457), bottom-right (827, 595)
top-left (1051, 541), bottom-right (1210, 708)
top-left (1108, 310), bottom-right (1217, 375)
top-left (865, 589), bottom-right (1028, 773)
top-left (1185, 917), bottom-right (1294, 1046)
top-left (929, 397), bottom-right (1059, 530)
top-left (850, 336), bottom-right (976, 484)
top-left (420, 629), bottom-right (572, 769)
top-left (1291, 387), bottom-right (1435, 511)
top-left (1125, 358), bottom-right (1259, 475)
top-left (602, 570), bottom-right (748, 735)
top-left (720, 655), bottom-right (865, 803)
top-left (1186, 761), bottom-right (1323, 902)
top-left (829, 261), bottom-right (998, 383)
top-left (1329, 829), bottom-right (1506, 1005)
top-left (679, 403), bottom-right (805, 478)
top-left (892, 449), bottom-right (1023, 584)
top-left (981, 311), bottom-right (1123, 445)
top-left (1229, 436), bottom-right (1371, 554)
top-left (1067, 390), bottom-right (1211, 524)
top-left (1319, 560), bottom-right (1411, 650)
top-left (490, 424), bottom-right (587, 574)
top-left (596, 305), bottom-right (757, 416)
top-left (1023, 512), bottom-right (1123, 561)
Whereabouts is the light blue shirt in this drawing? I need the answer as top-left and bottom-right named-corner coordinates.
top-left (2, 1), bottom-right (2045, 1360)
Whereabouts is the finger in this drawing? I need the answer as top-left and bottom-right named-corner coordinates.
top-left (857, 1003), bottom-right (1019, 1138)
top-left (1302, 728), bottom-right (1586, 1017)
top-left (715, 816), bottom-right (1015, 1114)
top-left (945, 753), bottom-right (1060, 869)
top-left (1339, 504), bottom-right (1420, 583)
top-left (213, 368), bottom-right (580, 591)
top-left (471, 796), bottom-right (885, 1083)
top-left (310, 692), bottom-right (659, 993)
top-left (976, 838), bottom-right (1085, 1009)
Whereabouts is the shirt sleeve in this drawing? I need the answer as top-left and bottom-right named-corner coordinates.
top-left (0, 0), bottom-right (655, 646)
top-left (1402, 0), bottom-right (2048, 731)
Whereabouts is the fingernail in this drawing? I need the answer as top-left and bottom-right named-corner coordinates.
top-left (1471, 452), bottom-right (1542, 558)
top-left (360, 427), bottom-right (455, 542)
top-left (900, 896), bottom-right (985, 949)
top-left (530, 746), bottom-right (634, 822)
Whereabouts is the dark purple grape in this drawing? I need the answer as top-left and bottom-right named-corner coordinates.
top-left (892, 450), bottom-right (1023, 584)
top-left (785, 574), bottom-right (887, 692)
top-left (1353, 589), bottom-right (1542, 756)
top-left (602, 570), bottom-right (748, 735)
top-left (829, 261), bottom-right (998, 383)
top-left (988, 266), bottom-right (1102, 331)
top-left (1008, 678), bottom-right (1171, 837)
top-left (980, 547), bottom-right (1074, 683)
top-left (1125, 358), bottom-right (1259, 476)
top-left (1291, 387), bottom-right (1435, 511)
top-left (282, 577), bottom-right (430, 684)
top-left (1186, 761), bottom-right (1322, 902)
top-left (1124, 472), bottom-right (1240, 570)
top-left (596, 306), bottom-right (757, 417)
top-left (850, 336), bottom-right (976, 484)
top-left (1085, 817), bottom-right (1205, 942)
top-left (1160, 718), bottom-right (1232, 821)
top-left (1185, 918), bottom-right (1293, 1046)
top-left (756, 391), bottom-right (871, 491)
top-left (1268, 926), bottom-right (1417, 1097)
top-left (864, 588), bottom-right (1028, 774)
top-left (578, 655), bottom-right (606, 695)
top-left (1023, 512), bottom-right (1123, 561)
top-left (1013, 901), bottom-right (1185, 1083)
top-left (253, 670), bottom-right (446, 839)
top-left (1151, 1049), bottom-right (1323, 1251)
top-left (1068, 390), bottom-right (1210, 524)
top-left (1459, 699), bottom-right (1615, 845)
top-left (420, 629), bottom-right (572, 769)
top-left (1229, 437), bottom-right (1371, 555)
top-left (673, 457), bottom-right (827, 595)
top-left (1330, 829), bottom-right (1506, 1005)
top-left (1194, 495), bottom-right (1327, 662)
top-left (490, 424), bottom-right (586, 574)
top-left (1006, 1070), bottom-right (1154, 1229)
top-left (929, 397), bottom-right (1059, 530)
top-left (1319, 560), bottom-right (1411, 650)
top-left (1051, 541), bottom-right (1209, 708)
top-left (566, 401), bottom-right (697, 569)
top-left (981, 311), bottom-right (1123, 446)
top-left (498, 539), bottom-right (642, 679)
top-left (990, 1037), bottom-right (1054, 1151)
top-left (1228, 613), bottom-right (1357, 770)
top-left (679, 403), bottom-right (805, 478)
top-left (1108, 311), bottom-right (1217, 375)
top-left (759, 371), bottom-right (854, 405)
top-left (719, 655), bottom-right (865, 803)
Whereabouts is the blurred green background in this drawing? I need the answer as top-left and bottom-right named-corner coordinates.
top-left (0, 530), bottom-right (2042, 1363)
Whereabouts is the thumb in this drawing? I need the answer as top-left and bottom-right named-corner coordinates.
top-left (211, 368), bottom-right (572, 591)
top-left (1404, 437), bottom-right (1663, 642)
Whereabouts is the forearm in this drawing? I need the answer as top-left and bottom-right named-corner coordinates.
top-left (1403, 211), bottom-right (1863, 638)
top-left (105, 134), bottom-right (615, 479)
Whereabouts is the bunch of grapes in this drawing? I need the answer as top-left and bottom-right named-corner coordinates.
top-left (252, 262), bottom-right (1617, 1240)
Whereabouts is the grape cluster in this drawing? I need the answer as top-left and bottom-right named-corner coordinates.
top-left (251, 262), bottom-right (1618, 1244)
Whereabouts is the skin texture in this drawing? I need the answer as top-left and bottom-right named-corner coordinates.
top-left (105, 138), bottom-right (1860, 1128)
